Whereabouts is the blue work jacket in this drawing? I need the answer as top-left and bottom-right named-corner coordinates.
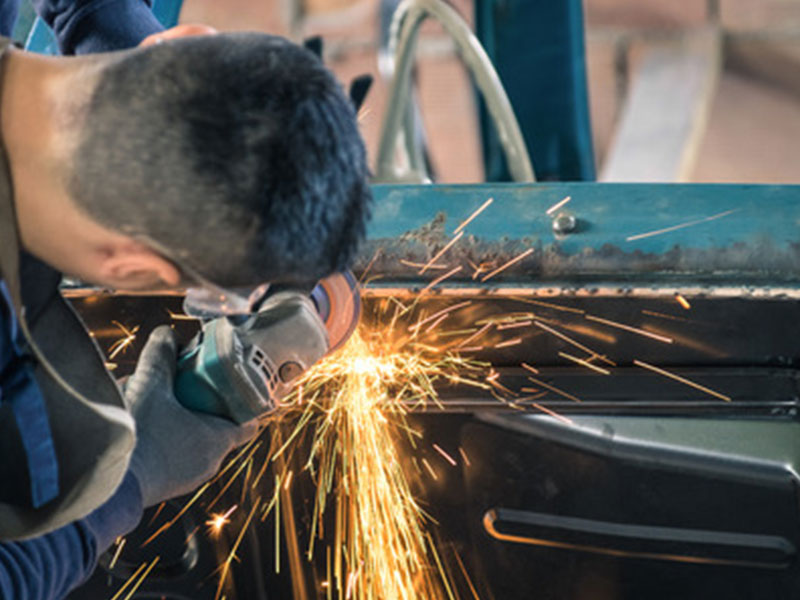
top-left (0, 2), bottom-right (162, 598)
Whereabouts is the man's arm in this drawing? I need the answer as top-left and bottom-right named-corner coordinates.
top-left (0, 470), bottom-right (143, 600)
top-left (30, 0), bottom-right (164, 54)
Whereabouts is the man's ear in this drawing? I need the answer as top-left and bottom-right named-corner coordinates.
top-left (97, 244), bottom-right (181, 290)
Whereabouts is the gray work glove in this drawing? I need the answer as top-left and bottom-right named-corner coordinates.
top-left (125, 326), bottom-right (259, 508)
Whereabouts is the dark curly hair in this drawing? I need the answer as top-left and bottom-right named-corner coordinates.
top-left (70, 32), bottom-right (371, 287)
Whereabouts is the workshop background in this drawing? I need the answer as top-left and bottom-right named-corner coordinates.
top-left (179, 0), bottom-right (800, 184)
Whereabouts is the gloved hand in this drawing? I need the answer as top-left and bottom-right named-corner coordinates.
top-left (125, 326), bottom-right (258, 508)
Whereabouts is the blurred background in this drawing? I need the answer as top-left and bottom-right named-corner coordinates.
top-left (176, 0), bottom-right (800, 184)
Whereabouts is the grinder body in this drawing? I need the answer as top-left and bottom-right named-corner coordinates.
top-left (175, 272), bottom-right (359, 423)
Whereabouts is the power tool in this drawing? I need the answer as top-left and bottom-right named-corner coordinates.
top-left (174, 272), bottom-right (360, 423)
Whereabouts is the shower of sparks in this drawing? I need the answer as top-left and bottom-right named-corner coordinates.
top-left (266, 323), bottom-right (491, 600)
top-left (107, 321), bottom-right (139, 359)
top-left (633, 359), bottom-right (731, 402)
top-left (454, 197), bottom-right (493, 235)
top-left (546, 195), bottom-right (571, 216)
top-left (625, 209), bottom-right (739, 242)
top-left (97, 176), bottom-right (745, 599)
top-left (480, 248), bottom-right (534, 282)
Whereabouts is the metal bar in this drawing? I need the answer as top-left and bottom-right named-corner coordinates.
top-left (358, 183), bottom-right (800, 288)
top-left (376, 0), bottom-right (534, 183)
top-left (475, 0), bottom-right (596, 181)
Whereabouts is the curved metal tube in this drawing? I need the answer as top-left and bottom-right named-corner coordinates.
top-left (375, 0), bottom-right (535, 183)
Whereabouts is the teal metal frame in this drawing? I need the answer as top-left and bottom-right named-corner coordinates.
top-left (361, 183), bottom-right (800, 288)
top-left (475, 0), bottom-right (596, 182)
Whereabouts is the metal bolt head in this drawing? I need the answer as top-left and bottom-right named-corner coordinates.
top-left (552, 212), bottom-right (577, 235)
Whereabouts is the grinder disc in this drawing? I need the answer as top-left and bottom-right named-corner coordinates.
top-left (310, 271), bottom-right (361, 352)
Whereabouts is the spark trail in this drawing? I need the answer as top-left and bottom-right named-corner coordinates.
top-left (270, 324), bottom-right (488, 600)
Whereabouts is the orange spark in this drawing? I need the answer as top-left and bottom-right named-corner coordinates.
top-left (494, 338), bottom-right (522, 349)
top-left (452, 549), bottom-right (482, 600)
top-left (469, 260), bottom-right (494, 280)
top-left (167, 310), bottom-right (200, 321)
top-left (421, 458), bottom-right (439, 481)
top-left (675, 294), bottom-right (691, 310)
top-left (420, 266), bottom-right (463, 294)
top-left (109, 562), bottom-right (147, 600)
top-left (546, 195), bottom-right (571, 215)
top-left (533, 321), bottom-right (616, 366)
top-left (480, 248), bottom-right (534, 282)
top-left (526, 375), bottom-right (582, 403)
top-left (585, 314), bottom-right (673, 344)
top-left (521, 362), bottom-right (540, 375)
top-left (216, 500), bottom-right (262, 600)
top-left (419, 231), bottom-right (464, 275)
top-left (497, 320), bottom-right (532, 330)
top-left (400, 259), bottom-right (449, 271)
top-left (120, 556), bottom-right (160, 600)
top-left (516, 297), bottom-right (585, 314)
top-left (456, 323), bottom-right (493, 348)
top-left (458, 447), bottom-right (471, 467)
top-left (360, 247), bottom-right (383, 283)
top-left (454, 197), bottom-right (493, 234)
top-left (408, 301), bottom-right (472, 332)
top-left (558, 351), bottom-right (611, 375)
top-left (108, 537), bottom-right (126, 571)
top-left (206, 504), bottom-right (238, 538)
top-left (531, 403), bottom-right (575, 426)
top-left (641, 309), bottom-right (694, 323)
top-left (432, 444), bottom-right (458, 467)
top-left (633, 360), bottom-right (731, 401)
top-left (107, 321), bottom-right (139, 360)
top-left (625, 209), bottom-right (739, 242)
top-left (424, 313), bottom-right (451, 335)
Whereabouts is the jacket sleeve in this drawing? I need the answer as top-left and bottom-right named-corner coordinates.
top-left (0, 470), bottom-right (144, 600)
top-left (30, 0), bottom-right (164, 55)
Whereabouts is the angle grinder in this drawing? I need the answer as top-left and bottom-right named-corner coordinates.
top-left (174, 272), bottom-right (360, 423)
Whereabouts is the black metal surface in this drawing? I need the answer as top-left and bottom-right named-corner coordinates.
top-left (455, 417), bottom-right (800, 600)
top-left (64, 291), bottom-right (800, 599)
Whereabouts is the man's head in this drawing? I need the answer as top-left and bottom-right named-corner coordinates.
top-left (5, 32), bottom-right (371, 291)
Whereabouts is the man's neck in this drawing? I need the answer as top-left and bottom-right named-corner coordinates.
top-left (1, 49), bottom-right (67, 244)
top-left (0, 49), bottom-right (104, 273)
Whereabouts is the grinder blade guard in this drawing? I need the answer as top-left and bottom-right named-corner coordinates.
top-left (174, 272), bottom-right (360, 423)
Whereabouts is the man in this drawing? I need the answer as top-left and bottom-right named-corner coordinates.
top-left (0, 22), bottom-right (371, 600)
